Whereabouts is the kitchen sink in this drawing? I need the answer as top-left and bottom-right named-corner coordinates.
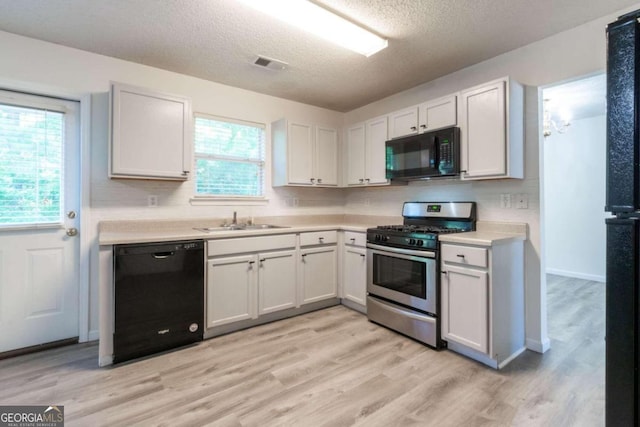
top-left (194, 224), bottom-right (289, 232)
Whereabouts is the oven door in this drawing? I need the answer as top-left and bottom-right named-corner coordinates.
top-left (366, 243), bottom-right (437, 315)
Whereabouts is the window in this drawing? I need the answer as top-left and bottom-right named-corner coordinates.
top-left (194, 115), bottom-right (265, 198)
top-left (0, 101), bottom-right (64, 226)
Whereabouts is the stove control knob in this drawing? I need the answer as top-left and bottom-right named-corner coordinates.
top-left (384, 236), bottom-right (390, 242)
top-left (417, 240), bottom-right (424, 247)
top-left (375, 234), bottom-right (381, 242)
top-left (409, 238), bottom-right (416, 245)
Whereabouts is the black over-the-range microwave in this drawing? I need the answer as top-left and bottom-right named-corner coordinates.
top-left (385, 126), bottom-right (460, 180)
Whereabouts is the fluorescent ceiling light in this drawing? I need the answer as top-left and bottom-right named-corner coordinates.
top-left (238, 0), bottom-right (388, 57)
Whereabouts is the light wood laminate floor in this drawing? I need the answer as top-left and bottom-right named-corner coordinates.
top-left (0, 275), bottom-right (604, 426)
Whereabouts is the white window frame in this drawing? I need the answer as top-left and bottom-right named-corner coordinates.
top-left (191, 113), bottom-right (268, 204)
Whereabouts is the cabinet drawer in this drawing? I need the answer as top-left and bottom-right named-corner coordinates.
top-left (441, 244), bottom-right (487, 268)
top-left (343, 231), bottom-right (366, 247)
top-left (300, 230), bottom-right (337, 246)
top-left (208, 234), bottom-right (296, 257)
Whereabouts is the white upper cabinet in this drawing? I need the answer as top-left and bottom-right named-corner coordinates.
top-left (272, 119), bottom-right (338, 187)
top-left (389, 107), bottom-right (419, 139)
top-left (388, 94), bottom-right (457, 139)
top-left (419, 94), bottom-right (457, 132)
top-left (364, 116), bottom-right (389, 185)
top-left (346, 123), bottom-right (366, 185)
top-left (459, 77), bottom-right (523, 180)
top-left (110, 82), bottom-right (192, 180)
top-left (315, 126), bottom-right (339, 186)
top-left (345, 116), bottom-right (389, 186)
top-left (345, 116), bottom-right (390, 186)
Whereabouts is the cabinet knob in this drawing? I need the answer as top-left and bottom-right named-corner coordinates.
top-left (456, 254), bottom-right (465, 258)
top-left (365, 178), bottom-right (370, 183)
top-left (410, 126), bottom-right (417, 131)
top-left (319, 237), bottom-right (324, 242)
top-left (359, 178), bottom-right (364, 183)
top-left (310, 178), bottom-right (315, 183)
top-left (350, 238), bottom-right (356, 242)
top-left (441, 271), bottom-right (448, 275)
top-left (317, 178), bottom-right (322, 184)
top-left (360, 254), bottom-right (365, 258)
top-left (182, 171), bottom-right (189, 176)
top-left (420, 124), bottom-right (426, 129)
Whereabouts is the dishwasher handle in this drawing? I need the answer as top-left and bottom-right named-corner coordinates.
top-left (152, 251), bottom-right (175, 259)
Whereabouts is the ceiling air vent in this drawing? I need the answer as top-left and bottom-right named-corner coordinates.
top-left (253, 55), bottom-right (288, 71)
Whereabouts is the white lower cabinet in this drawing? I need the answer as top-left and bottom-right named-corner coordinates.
top-left (207, 254), bottom-right (257, 328)
top-left (440, 264), bottom-right (488, 353)
top-left (440, 240), bottom-right (525, 369)
top-left (258, 250), bottom-right (297, 315)
top-left (341, 231), bottom-right (367, 308)
top-left (300, 231), bottom-right (338, 305)
top-left (206, 235), bottom-right (297, 329)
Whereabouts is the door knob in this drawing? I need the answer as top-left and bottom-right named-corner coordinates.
top-left (67, 211), bottom-right (76, 219)
top-left (66, 228), bottom-right (78, 237)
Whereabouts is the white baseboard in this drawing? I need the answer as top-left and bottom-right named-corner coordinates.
top-left (546, 268), bottom-right (605, 283)
top-left (526, 337), bottom-right (551, 353)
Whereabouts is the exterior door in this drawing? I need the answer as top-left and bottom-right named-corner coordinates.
top-left (0, 90), bottom-right (80, 353)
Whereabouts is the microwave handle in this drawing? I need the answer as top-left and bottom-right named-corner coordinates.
top-left (434, 135), bottom-right (441, 168)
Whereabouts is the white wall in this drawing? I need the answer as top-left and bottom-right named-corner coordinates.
top-left (544, 115), bottom-right (606, 282)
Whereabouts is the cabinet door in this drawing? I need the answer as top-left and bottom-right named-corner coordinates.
top-left (419, 94), bottom-right (457, 132)
top-left (258, 250), bottom-right (297, 315)
top-left (207, 255), bottom-right (257, 328)
top-left (315, 126), bottom-right (338, 186)
top-left (460, 80), bottom-right (506, 179)
top-left (346, 123), bottom-right (366, 185)
top-left (365, 116), bottom-right (389, 185)
top-left (301, 246), bottom-right (337, 304)
top-left (288, 122), bottom-right (314, 185)
top-left (111, 83), bottom-right (191, 180)
top-left (343, 246), bottom-right (367, 306)
top-left (441, 264), bottom-right (488, 353)
top-left (389, 107), bottom-right (419, 139)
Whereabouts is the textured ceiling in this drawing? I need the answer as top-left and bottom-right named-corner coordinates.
top-left (0, 0), bottom-right (636, 112)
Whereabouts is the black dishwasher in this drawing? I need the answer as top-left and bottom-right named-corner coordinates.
top-left (113, 240), bottom-right (204, 363)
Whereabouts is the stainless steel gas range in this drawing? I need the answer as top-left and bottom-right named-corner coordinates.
top-left (366, 201), bottom-right (476, 348)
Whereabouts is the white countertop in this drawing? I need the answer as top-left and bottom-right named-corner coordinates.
top-left (98, 217), bottom-right (528, 246)
top-left (98, 216), bottom-right (385, 245)
top-left (438, 221), bottom-right (528, 247)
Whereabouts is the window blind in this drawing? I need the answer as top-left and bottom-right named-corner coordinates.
top-left (194, 115), bottom-right (265, 197)
top-left (0, 103), bottom-right (64, 226)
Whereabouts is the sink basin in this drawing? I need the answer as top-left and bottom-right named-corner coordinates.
top-left (194, 224), bottom-right (289, 232)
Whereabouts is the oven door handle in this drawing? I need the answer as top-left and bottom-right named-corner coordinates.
top-left (366, 243), bottom-right (436, 258)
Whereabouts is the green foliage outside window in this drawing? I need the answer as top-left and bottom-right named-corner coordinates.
top-left (0, 104), bottom-right (63, 226)
top-left (194, 116), bottom-right (265, 197)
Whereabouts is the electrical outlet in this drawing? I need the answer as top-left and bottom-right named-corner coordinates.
top-left (292, 198), bottom-right (299, 207)
top-left (364, 198), bottom-right (370, 206)
top-left (500, 193), bottom-right (512, 209)
top-left (515, 193), bottom-right (528, 209)
top-left (148, 195), bottom-right (158, 207)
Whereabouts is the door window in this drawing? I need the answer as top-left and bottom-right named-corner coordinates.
top-left (0, 99), bottom-right (66, 227)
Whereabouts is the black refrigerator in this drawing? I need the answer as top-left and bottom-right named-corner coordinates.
top-left (606, 9), bottom-right (640, 426)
